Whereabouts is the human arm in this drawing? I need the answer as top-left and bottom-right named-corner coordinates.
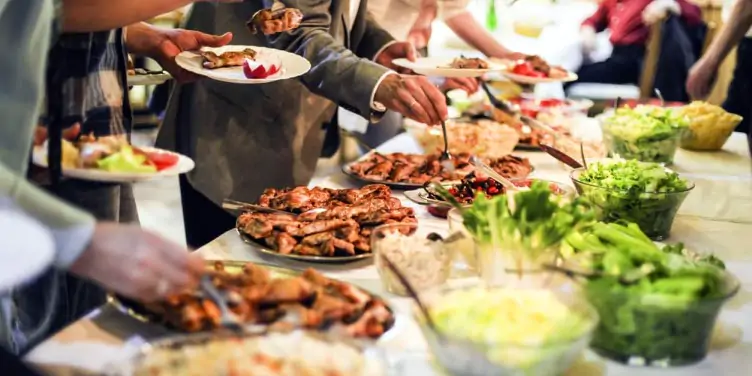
top-left (686, 0), bottom-right (752, 99)
top-left (581, 1), bottom-right (610, 33)
top-left (445, 11), bottom-right (518, 59)
top-left (61, 0), bottom-right (240, 32)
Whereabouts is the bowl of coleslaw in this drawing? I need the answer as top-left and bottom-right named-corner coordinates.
top-left (404, 119), bottom-right (520, 158)
top-left (415, 283), bottom-right (598, 376)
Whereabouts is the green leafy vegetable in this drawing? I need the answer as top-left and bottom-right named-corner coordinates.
top-left (561, 221), bottom-right (735, 365)
top-left (461, 181), bottom-right (594, 265)
top-left (601, 105), bottom-right (689, 164)
top-left (574, 160), bottom-right (692, 239)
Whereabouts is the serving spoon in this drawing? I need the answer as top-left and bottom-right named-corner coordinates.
top-left (538, 144), bottom-right (583, 169)
top-left (438, 119), bottom-right (454, 172)
top-left (470, 156), bottom-right (524, 192)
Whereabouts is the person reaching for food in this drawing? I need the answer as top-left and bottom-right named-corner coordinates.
top-left (158, 0), bottom-right (450, 249)
top-left (0, 0), bottom-right (208, 353)
top-left (573, 0), bottom-right (702, 86)
top-left (16, 0), bottom-right (245, 351)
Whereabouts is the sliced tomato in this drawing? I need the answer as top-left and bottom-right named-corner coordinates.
top-left (243, 59), bottom-right (280, 79)
top-left (145, 151), bottom-right (179, 171)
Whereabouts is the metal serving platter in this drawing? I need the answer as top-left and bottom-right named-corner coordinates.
top-left (111, 260), bottom-right (396, 337)
top-left (236, 227), bottom-right (373, 263)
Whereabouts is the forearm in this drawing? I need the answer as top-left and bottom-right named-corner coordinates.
top-left (445, 12), bottom-right (511, 58)
top-left (0, 163), bottom-right (95, 269)
top-left (704, 0), bottom-right (752, 65)
top-left (266, 0), bottom-right (389, 117)
top-left (124, 22), bottom-right (161, 57)
top-left (62, 0), bottom-right (194, 32)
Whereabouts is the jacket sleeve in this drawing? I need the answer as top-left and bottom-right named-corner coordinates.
top-left (677, 0), bottom-right (703, 26)
top-left (581, 1), bottom-right (610, 32)
top-left (263, 0), bottom-right (392, 118)
top-left (0, 163), bottom-right (95, 269)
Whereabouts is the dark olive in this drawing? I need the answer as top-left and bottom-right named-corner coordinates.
top-left (426, 232), bottom-right (444, 242)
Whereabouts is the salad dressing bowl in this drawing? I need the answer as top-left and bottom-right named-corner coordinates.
top-left (570, 168), bottom-right (695, 241)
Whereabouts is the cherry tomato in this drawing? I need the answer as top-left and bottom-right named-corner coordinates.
top-left (145, 151), bottom-right (179, 171)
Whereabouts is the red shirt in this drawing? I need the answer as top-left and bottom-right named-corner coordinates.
top-left (582, 0), bottom-right (703, 46)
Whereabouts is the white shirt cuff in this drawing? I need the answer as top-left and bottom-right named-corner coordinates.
top-left (51, 222), bottom-right (95, 269)
top-left (372, 40), bottom-right (400, 62)
top-left (371, 71), bottom-right (397, 111)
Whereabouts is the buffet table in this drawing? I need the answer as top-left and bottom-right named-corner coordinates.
top-left (26, 132), bottom-right (752, 376)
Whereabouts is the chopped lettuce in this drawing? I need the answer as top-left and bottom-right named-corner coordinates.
top-left (601, 105), bottom-right (689, 164)
top-left (96, 146), bottom-right (156, 173)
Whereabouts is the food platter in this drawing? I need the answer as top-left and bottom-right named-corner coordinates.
top-left (236, 228), bottom-right (374, 263)
top-left (391, 57), bottom-right (506, 78)
top-left (342, 162), bottom-right (441, 190)
top-left (111, 260), bottom-right (397, 340)
top-left (105, 329), bottom-right (387, 376)
top-left (31, 145), bottom-right (195, 183)
top-left (175, 45), bottom-right (311, 84)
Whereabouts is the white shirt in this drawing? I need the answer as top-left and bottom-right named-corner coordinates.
top-left (723, 0), bottom-right (752, 38)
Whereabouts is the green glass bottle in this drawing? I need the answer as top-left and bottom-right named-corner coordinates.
top-left (486, 0), bottom-right (498, 32)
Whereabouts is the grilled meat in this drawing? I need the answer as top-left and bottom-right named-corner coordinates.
top-left (200, 48), bottom-right (257, 69)
top-left (448, 57), bottom-right (489, 69)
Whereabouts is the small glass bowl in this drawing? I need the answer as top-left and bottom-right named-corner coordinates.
top-left (447, 208), bottom-right (478, 273)
top-left (415, 283), bottom-right (599, 376)
top-left (586, 270), bottom-right (740, 367)
top-left (371, 223), bottom-right (452, 296)
top-left (570, 169), bottom-right (695, 240)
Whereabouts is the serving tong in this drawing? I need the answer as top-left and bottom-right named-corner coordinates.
top-left (544, 260), bottom-right (656, 285)
top-left (222, 199), bottom-right (326, 216)
top-left (199, 275), bottom-right (244, 333)
top-left (479, 81), bottom-right (561, 140)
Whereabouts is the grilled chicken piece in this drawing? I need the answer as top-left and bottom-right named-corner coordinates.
top-left (366, 161), bottom-right (393, 177)
top-left (525, 55), bottom-right (551, 75)
top-left (247, 8), bottom-right (303, 35)
top-left (200, 48), bottom-right (257, 69)
top-left (293, 244), bottom-right (324, 256)
top-left (259, 277), bottom-right (315, 305)
top-left (449, 57), bottom-right (489, 69)
top-left (311, 294), bottom-right (358, 321)
top-left (390, 162), bottom-right (415, 182)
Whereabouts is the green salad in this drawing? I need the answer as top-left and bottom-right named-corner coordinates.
top-left (460, 181), bottom-right (593, 269)
top-left (573, 160), bottom-right (693, 240)
top-left (561, 221), bottom-right (736, 366)
top-left (601, 105), bottom-right (689, 164)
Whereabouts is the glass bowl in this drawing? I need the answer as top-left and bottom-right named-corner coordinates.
top-left (414, 283), bottom-right (598, 376)
top-left (447, 208), bottom-right (478, 273)
top-left (371, 223), bottom-right (452, 296)
top-left (403, 119), bottom-right (519, 159)
top-left (570, 169), bottom-right (694, 240)
top-left (600, 118), bottom-right (686, 165)
top-left (585, 270), bottom-right (740, 367)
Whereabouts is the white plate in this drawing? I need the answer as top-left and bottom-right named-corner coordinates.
top-left (0, 211), bottom-right (54, 291)
top-left (32, 146), bottom-right (195, 183)
top-left (127, 72), bottom-right (172, 86)
top-left (391, 57), bottom-right (506, 78)
top-left (175, 45), bottom-right (311, 84)
top-left (500, 69), bottom-right (578, 85)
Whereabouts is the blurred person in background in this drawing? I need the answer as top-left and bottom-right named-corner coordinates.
top-left (574, 0), bottom-right (702, 86)
top-left (159, 0), bottom-right (449, 249)
top-left (358, 0), bottom-right (521, 148)
top-left (15, 0), bottom-right (238, 350)
top-left (687, 0), bottom-right (752, 136)
top-left (0, 0), bottom-right (206, 353)
top-left (686, 0), bottom-right (752, 154)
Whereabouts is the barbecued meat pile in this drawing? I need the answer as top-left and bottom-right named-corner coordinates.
top-left (200, 48), bottom-right (257, 69)
top-left (141, 261), bottom-right (394, 339)
top-left (239, 184), bottom-right (416, 256)
top-left (448, 57), bottom-right (489, 69)
top-left (348, 152), bottom-right (533, 185)
top-left (257, 184), bottom-right (393, 213)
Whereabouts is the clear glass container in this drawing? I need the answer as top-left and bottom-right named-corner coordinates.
top-left (371, 223), bottom-right (452, 296)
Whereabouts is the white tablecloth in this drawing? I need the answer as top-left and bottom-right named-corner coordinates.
top-left (26, 132), bottom-right (752, 376)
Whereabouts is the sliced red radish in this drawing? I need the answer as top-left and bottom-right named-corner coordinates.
top-left (243, 58), bottom-right (281, 79)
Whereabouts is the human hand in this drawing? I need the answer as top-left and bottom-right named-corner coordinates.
top-left (375, 74), bottom-right (447, 125)
top-left (130, 25), bottom-right (233, 83)
top-left (686, 57), bottom-right (719, 100)
top-left (440, 77), bottom-right (479, 94)
top-left (580, 26), bottom-right (596, 55)
top-left (643, 0), bottom-right (681, 25)
top-left (32, 123), bottom-right (81, 146)
top-left (69, 223), bottom-right (205, 302)
top-left (374, 41), bottom-right (418, 73)
top-left (248, 8), bottom-right (303, 35)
